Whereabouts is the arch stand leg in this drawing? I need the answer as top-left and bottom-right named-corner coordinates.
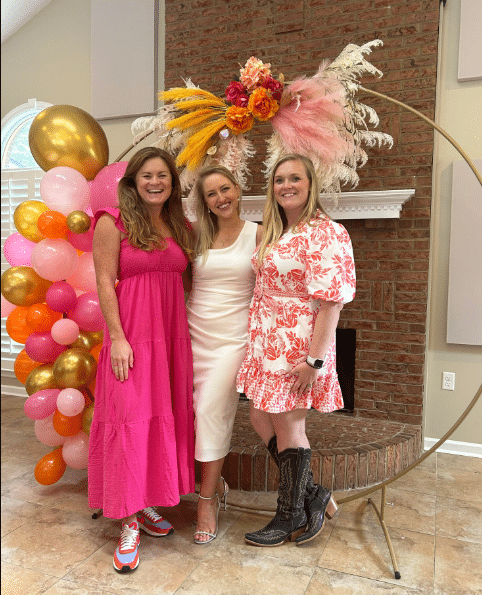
top-left (367, 485), bottom-right (401, 580)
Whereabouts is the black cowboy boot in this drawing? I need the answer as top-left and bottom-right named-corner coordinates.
top-left (266, 435), bottom-right (338, 545)
top-left (244, 448), bottom-right (310, 547)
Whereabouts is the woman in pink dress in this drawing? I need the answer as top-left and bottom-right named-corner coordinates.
top-left (237, 154), bottom-right (356, 547)
top-left (88, 147), bottom-right (196, 573)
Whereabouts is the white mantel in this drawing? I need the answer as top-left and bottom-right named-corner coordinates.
top-left (184, 189), bottom-right (415, 222)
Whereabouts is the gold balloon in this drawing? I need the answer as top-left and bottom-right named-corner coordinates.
top-left (53, 348), bottom-right (97, 389)
top-left (66, 211), bottom-right (91, 234)
top-left (82, 403), bottom-right (95, 435)
top-left (1, 266), bottom-right (52, 307)
top-left (89, 330), bottom-right (104, 346)
top-left (29, 105), bottom-right (109, 180)
top-left (70, 330), bottom-right (100, 351)
top-left (13, 200), bottom-right (49, 242)
top-left (25, 364), bottom-right (57, 396)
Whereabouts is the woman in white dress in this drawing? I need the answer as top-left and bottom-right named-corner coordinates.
top-left (186, 165), bottom-right (263, 544)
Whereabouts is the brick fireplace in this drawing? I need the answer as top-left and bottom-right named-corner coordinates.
top-left (170, 0), bottom-right (439, 488)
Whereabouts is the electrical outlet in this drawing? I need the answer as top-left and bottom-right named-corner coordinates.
top-left (442, 372), bottom-right (455, 391)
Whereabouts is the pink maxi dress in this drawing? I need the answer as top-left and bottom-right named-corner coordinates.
top-left (88, 207), bottom-right (195, 519)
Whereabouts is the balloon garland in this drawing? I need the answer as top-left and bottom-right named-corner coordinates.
top-left (1, 105), bottom-right (125, 485)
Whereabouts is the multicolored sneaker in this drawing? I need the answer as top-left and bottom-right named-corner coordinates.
top-left (113, 521), bottom-right (140, 573)
top-left (137, 507), bottom-right (174, 537)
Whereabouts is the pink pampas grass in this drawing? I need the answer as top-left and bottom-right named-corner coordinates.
top-left (270, 77), bottom-right (350, 168)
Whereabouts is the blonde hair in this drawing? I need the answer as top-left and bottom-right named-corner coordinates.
top-left (193, 165), bottom-right (242, 261)
top-left (117, 147), bottom-right (195, 260)
top-left (257, 154), bottom-right (328, 264)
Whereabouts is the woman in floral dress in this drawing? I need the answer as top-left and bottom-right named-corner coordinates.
top-left (237, 154), bottom-right (356, 547)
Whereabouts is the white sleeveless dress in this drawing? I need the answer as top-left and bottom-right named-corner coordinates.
top-left (187, 220), bottom-right (258, 461)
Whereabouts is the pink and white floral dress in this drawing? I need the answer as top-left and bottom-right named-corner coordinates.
top-left (236, 211), bottom-right (356, 413)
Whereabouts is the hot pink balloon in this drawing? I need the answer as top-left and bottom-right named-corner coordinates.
top-left (40, 166), bottom-right (90, 216)
top-left (34, 413), bottom-right (66, 446)
top-left (66, 252), bottom-right (96, 293)
top-left (62, 430), bottom-right (89, 469)
top-left (31, 238), bottom-right (79, 282)
top-left (46, 281), bottom-right (78, 312)
top-left (67, 218), bottom-right (94, 252)
top-left (51, 318), bottom-right (79, 345)
top-left (56, 388), bottom-right (85, 417)
top-left (25, 331), bottom-right (66, 363)
top-left (24, 388), bottom-right (60, 420)
top-left (90, 161), bottom-right (127, 214)
top-left (69, 291), bottom-right (104, 332)
top-left (3, 233), bottom-right (35, 266)
top-left (1, 295), bottom-right (16, 318)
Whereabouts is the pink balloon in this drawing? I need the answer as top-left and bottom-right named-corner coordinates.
top-left (90, 161), bottom-right (127, 214)
top-left (56, 388), bottom-right (85, 416)
top-left (25, 331), bottom-right (66, 363)
top-left (46, 281), bottom-right (78, 312)
top-left (1, 295), bottom-right (16, 318)
top-left (69, 291), bottom-right (104, 332)
top-left (62, 430), bottom-right (89, 469)
top-left (3, 233), bottom-right (35, 266)
top-left (31, 238), bottom-right (79, 282)
top-left (40, 166), bottom-right (90, 216)
top-left (66, 252), bottom-right (96, 293)
top-left (34, 413), bottom-right (66, 446)
top-left (67, 218), bottom-right (94, 252)
top-left (51, 318), bottom-right (79, 345)
top-left (24, 389), bottom-right (60, 420)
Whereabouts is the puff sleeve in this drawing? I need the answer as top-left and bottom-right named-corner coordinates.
top-left (305, 217), bottom-right (356, 304)
top-left (94, 207), bottom-right (127, 234)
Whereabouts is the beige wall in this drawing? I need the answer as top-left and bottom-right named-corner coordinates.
top-left (425, 0), bottom-right (482, 445)
top-left (1, 0), bottom-right (164, 160)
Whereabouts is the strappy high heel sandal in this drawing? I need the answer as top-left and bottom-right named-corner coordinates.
top-left (218, 476), bottom-right (229, 511)
top-left (194, 493), bottom-right (220, 545)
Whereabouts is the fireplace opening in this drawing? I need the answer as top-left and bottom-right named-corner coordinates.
top-left (335, 327), bottom-right (356, 412)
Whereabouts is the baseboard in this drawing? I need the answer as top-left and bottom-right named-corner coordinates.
top-left (424, 437), bottom-right (482, 458)
top-left (1, 382), bottom-right (27, 398)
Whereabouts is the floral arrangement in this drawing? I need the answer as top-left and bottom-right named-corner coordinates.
top-left (132, 40), bottom-right (393, 196)
top-left (224, 57), bottom-right (284, 133)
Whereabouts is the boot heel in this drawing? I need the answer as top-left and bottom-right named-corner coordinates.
top-left (288, 526), bottom-right (307, 542)
top-left (325, 496), bottom-right (338, 519)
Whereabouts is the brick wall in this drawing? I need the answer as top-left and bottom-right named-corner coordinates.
top-left (165, 0), bottom-right (441, 425)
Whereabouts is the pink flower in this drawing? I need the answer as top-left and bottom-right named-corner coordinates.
top-left (261, 76), bottom-right (284, 101)
top-left (225, 81), bottom-right (249, 107)
top-left (240, 57), bottom-right (272, 91)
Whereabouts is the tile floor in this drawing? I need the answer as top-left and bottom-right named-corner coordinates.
top-left (1, 393), bottom-right (481, 595)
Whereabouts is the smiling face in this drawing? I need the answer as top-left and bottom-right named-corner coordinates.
top-left (135, 157), bottom-right (172, 211)
top-left (273, 159), bottom-right (311, 223)
top-left (202, 173), bottom-right (240, 220)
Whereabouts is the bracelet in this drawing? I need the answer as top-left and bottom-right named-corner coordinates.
top-left (306, 355), bottom-right (324, 369)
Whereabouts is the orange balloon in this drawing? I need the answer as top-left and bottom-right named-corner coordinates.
top-left (6, 306), bottom-right (32, 344)
top-left (34, 447), bottom-right (66, 485)
top-left (90, 343), bottom-right (102, 362)
top-left (37, 210), bottom-right (68, 239)
top-left (26, 303), bottom-right (62, 332)
top-left (14, 349), bottom-right (42, 384)
top-left (52, 409), bottom-right (82, 437)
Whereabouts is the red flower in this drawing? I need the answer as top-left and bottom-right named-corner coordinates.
top-left (225, 81), bottom-right (249, 107)
top-left (261, 76), bottom-right (284, 101)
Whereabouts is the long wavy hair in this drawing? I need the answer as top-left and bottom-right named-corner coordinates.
top-left (193, 165), bottom-right (242, 261)
top-left (257, 154), bottom-right (328, 264)
top-left (117, 147), bottom-right (195, 260)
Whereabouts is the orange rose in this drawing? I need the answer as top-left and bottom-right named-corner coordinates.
top-left (247, 88), bottom-right (279, 121)
top-left (226, 106), bottom-right (254, 134)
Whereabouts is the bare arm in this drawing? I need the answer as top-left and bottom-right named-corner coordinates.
top-left (92, 214), bottom-right (133, 382)
top-left (288, 300), bottom-right (344, 396)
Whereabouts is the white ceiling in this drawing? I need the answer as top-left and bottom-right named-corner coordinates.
top-left (1, 0), bottom-right (53, 44)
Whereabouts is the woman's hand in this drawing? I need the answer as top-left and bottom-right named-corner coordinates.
top-left (287, 362), bottom-right (319, 396)
top-left (110, 338), bottom-right (134, 382)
